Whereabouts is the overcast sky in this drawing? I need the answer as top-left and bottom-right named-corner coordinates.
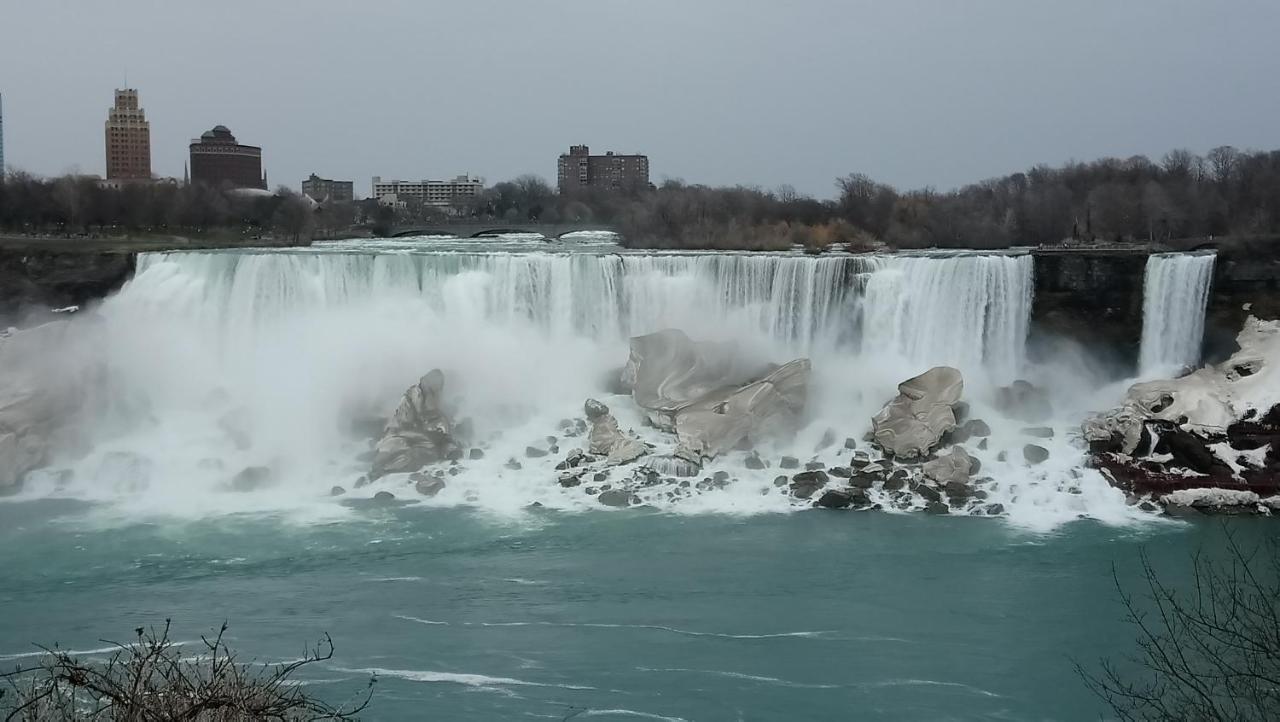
top-left (2, 0), bottom-right (1278, 198)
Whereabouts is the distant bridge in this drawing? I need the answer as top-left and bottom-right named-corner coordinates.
top-left (391, 221), bottom-right (618, 240)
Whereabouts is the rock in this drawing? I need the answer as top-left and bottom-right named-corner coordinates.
top-left (996, 451), bottom-right (1008, 463)
top-left (584, 398), bottom-right (610, 420)
top-left (593, 471), bottom-right (608, 482)
top-left (773, 475), bottom-right (789, 487)
top-left (1153, 425), bottom-right (1222, 475)
top-left (952, 401), bottom-right (970, 424)
top-left (804, 461), bottom-right (826, 471)
top-left (598, 489), bottom-right (639, 507)
top-left (372, 490), bottom-right (397, 504)
top-left (555, 448), bottom-right (589, 471)
top-left (585, 398), bottom-right (648, 466)
top-left (923, 447), bottom-right (974, 485)
top-left (915, 483), bottom-right (942, 503)
top-left (779, 456), bottom-right (800, 469)
top-left (329, 485), bottom-right (346, 496)
top-left (622, 328), bottom-right (758, 427)
top-left (924, 501), bottom-right (950, 515)
top-left (558, 473), bottom-right (582, 488)
top-left (789, 470), bottom-right (829, 499)
top-left (744, 452), bottom-right (766, 470)
top-left (505, 458), bottom-right (522, 470)
top-left (969, 457), bottom-right (982, 475)
top-left (944, 480), bottom-right (970, 499)
top-left (526, 446), bottom-right (548, 458)
top-left (1021, 426), bottom-right (1054, 439)
top-left (882, 469), bottom-right (910, 491)
top-left (961, 419), bottom-right (992, 438)
top-left (621, 330), bottom-right (809, 459)
top-left (647, 455), bottom-right (701, 478)
top-left (815, 489), bottom-right (853, 509)
top-left (1162, 488), bottom-right (1261, 513)
top-left (230, 466), bottom-right (272, 492)
top-left (849, 451), bottom-right (871, 468)
top-left (871, 367), bottom-right (964, 459)
top-left (843, 437), bottom-right (858, 450)
top-left (712, 470), bottom-right (731, 484)
top-left (370, 369), bottom-right (458, 478)
top-left (445, 448), bottom-right (465, 462)
top-left (671, 359), bottom-right (811, 461)
top-left (849, 462), bottom-right (886, 489)
top-left (996, 380), bottom-right (1052, 422)
top-left (354, 475), bottom-right (369, 488)
top-left (984, 503), bottom-right (1005, 515)
top-left (828, 466), bottom-right (852, 478)
top-left (469, 448), bottom-right (484, 460)
top-left (1023, 444), bottom-right (1050, 465)
top-left (415, 477), bottom-right (446, 497)
top-left (977, 438), bottom-right (988, 451)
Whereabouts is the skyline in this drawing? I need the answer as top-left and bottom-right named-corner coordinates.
top-left (2, 1), bottom-right (1279, 198)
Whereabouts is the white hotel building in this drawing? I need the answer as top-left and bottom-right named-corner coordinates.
top-left (372, 175), bottom-right (484, 209)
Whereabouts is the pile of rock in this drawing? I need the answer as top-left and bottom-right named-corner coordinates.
top-left (622, 329), bottom-right (810, 469)
top-left (369, 369), bottom-right (462, 480)
top-left (1083, 316), bottom-right (1280, 513)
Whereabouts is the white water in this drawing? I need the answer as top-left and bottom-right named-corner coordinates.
top-left (6, 238), bottom-right (1146, 530)
top-left (1139, 252), bottom-right (1216, 377)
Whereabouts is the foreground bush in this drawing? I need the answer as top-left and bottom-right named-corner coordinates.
top-left (0, 621), bottom-right (373, 720)
top-left (1079, 532), bottom-right (1280, 721)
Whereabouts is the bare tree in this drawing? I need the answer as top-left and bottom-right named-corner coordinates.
top-left (1, 621), bottom-right (374, 720)
top-left (1077, 532), bottom-right (1280, 721)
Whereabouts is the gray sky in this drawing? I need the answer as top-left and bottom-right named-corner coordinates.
top-left (2, 0), bottom-right (1278, 198)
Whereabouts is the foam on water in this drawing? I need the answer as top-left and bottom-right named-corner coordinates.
top-left (3, 240), bottom-right (1153, 529)
top-left (1139, 252), bottom-right (1216, 377)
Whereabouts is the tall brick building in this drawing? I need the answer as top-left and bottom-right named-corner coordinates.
top-left (557, 145), bottom-right (649, 193)
top-left (189, 125), bottom-right (266, 190)
top-left (105, 89), bottom-right (151, 181)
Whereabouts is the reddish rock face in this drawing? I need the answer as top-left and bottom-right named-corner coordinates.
top-left (1091, 405), bottom-right (1280, 499)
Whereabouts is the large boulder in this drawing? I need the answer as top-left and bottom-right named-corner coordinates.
top-left (584, 398), bottom-right (648, 466)
top-left (922, 447), bottom-right (974, 485)
top-left (1085, 317), bottom-right (1280, 498)
top-left (369, 369), bottom-right (459, 478)
top-left (622, 329), bottom-right (810, 462)
top-left (672, 359), bottom-right (810, 461)
top-left (871, 367), bottom-right (964, 459)
top-left (622, 329), bottom-right (759, 429)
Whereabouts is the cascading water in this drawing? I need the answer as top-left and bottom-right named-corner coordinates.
top-left (6, 238), bottom-right (1141, 529)
top-left (860, 254), bottom-right (1033, 382)
top-left (1139, 252), bottom-right (1216, 376)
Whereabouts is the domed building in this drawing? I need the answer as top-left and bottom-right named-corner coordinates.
top-left (188, 125), bottom-right (267, 189)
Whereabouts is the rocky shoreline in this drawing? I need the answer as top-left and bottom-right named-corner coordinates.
top-left (1084, 316), bottom-right (1280, 516)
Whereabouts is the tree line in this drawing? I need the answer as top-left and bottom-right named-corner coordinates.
top-left (469, 145), bottom-right (1280, 250)
top-left (0, 172), bottom-right (342, 244)
top-left (3, 144), bottom-right (1278, 249)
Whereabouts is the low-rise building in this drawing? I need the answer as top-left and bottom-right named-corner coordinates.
top-left (302, 173), bottom-right (354, 202)
top-left (371, 175), bottom-right (483, 208)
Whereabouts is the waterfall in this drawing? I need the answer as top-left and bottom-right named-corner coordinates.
top-left (861, 254), bottom-right (1033, 382)
top-left (126, 248), bottom-right (1033, 377)
top-left (7, 243), bottom-right (1076, 523)
top-left (1139, 252), bottom-right (1216, 375)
